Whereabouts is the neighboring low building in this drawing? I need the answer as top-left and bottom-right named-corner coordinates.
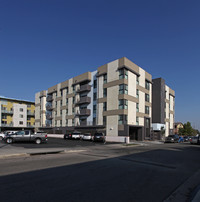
top-left (152, 78), bottom-right (175, 139)
top-left (174, 122), bottom-right (183, 134)
top-left (0, 96), bottom-right (35, 132)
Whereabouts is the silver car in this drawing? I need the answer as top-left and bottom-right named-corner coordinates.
top-left (82, 133), bottom-right (92, 141)
top-left (0, 133), bottom-right (5, 140)
top-left (189, 136), bottom-right (200, 144)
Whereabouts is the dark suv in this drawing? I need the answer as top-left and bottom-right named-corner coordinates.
top-left (165, 134), bottom-right (179, 143)
top-left (92, 133), bottom-right (106, 143)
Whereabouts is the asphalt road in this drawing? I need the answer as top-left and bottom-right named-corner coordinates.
top-left (0, 141), bottom-right (200, 202)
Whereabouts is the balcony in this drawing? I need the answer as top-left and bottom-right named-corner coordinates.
top-left (46, 114), bottom-right (53, 120)
top-left (1, 123), bottom-right (13, 127)
top-left (27, 111), bottom-right (35, 116)
top-left (47, 95), bottom-right (53, 102)
top-left (76, 109), bottom-right (91, 116)
top-left (75, 96), bottom-right (91, 105)
top-left (77, 84), bottom-right (91, 93)
top-left (46, 105), bottom-right (53, 111)
top-left (1, 110), bottom-right (13, 114)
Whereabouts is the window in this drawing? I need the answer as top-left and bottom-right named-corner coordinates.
top-left (27, 117), bottom-right (31, 120)
top-left (66, 119), bottom-right (68, 126)
top-left (93, 105), bottom-right (96, 114)
top-left (136, 76), bottom-right (139, 85)
top-left (73, 97), bottom-right (75, 104)
top-left (27, 104), bottom-right (31, 108)
top-left (93, 92), bottom-right (97, 100)
top-left (60, 120), bottom-right (62, 126)
top-left (94, 80), bottom-right (97, 88)
top-left (93, 117), bottom-right (96, 125)
top-left (66, 87), bottom-right (69, 94)
top-left (60, 110), bottom-right (62, 115)
top-left (103, 102), bottom-right (107, 111)
top-left (103, 116), bottom-right (106, 125)
top-left (145, 106), bottom-right (149, 114)
top-left (145, 94), bottom-right (150, 102)
top-left (60, 90), bottom-right (63, 96)
top-left (103, 74), bottom-right (107, 84)
top-left (66, 98), bottom-right (68, 105)
top-left (66, 109), bottom-right (68, 115)
top-left (72, 108), bottom-right (75, 114)
top-left (2, 121), bottom-right (7, 124)
top-left (118, 115), bottom-right (127, 125)
top-left (103, 88), bottom-right (107, 97)
top-left (119, 99), bottom-right (128, 109)
top-left (136, 103), bottom-right (139, 112)
top-left (136, 117), bottom-right (139, 125)
top-left (19, 114), bottom-right (23, 118)
top-left (119, 84), bottom-right (128, 94)
top-left (145, 80), bottom-right (150, 90)
top-left (2, 115), bottom-right (7, 119)
top-left (19, 121), bottom-right (23, 125)
top-left (20, 108), bottom-right (23, 112)
top-left (73, 86), bottom-right (76, 93)
top-left (136, 89), bottom-right (139, 98)
top-left (119, 69), bottom-right (128, 79)
top-left (60, 100), bottom-right (62, 106)
top-left (72, 119), bottom-right (75, 126)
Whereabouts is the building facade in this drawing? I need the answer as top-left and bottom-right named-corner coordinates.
top-left (0, 96), bottom-right (35, 132)
top-left (152, 78), bottom-right (175, 139)
top-left (35, 57), bottom-right (154, 142)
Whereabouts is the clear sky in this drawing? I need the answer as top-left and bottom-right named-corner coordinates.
top-left (0, 0), bottom-right (200, 129)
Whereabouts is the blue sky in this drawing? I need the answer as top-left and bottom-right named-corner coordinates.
top-left (0, 0), bottom-right (200, 129)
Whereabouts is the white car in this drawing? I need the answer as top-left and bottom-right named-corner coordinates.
top-left (0, 133), bottom-right (5, 140)
top-left (71, 131), bottom-right (81, 139)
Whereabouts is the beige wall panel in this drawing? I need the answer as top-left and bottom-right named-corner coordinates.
top-left (68, 78), bottom-right (73, 94)
top-left (166, 103), bottom-right (169, 119)
top-left (106, 115), bottom-right (118, 137)
top-left (128, 71), bottom-right (137, 97)
top-left (73, 72), bottom-right (91, 85)
top-left (139, 68), bottom-right (145, 88)
top-left (139, 117), bottom-right (144, 126)
top-left (48, 84), bottom-right (57, 94)
top-left (165, 122), bottom-right (169, 137)
top-left (145, 72), bottom-right (152, 82)
top-left (35, 92), bottom-right (40, 104)
top-left (170, 114), bottom-right (174, 129)
top-left (107, 59), bottom-right (119, 82)
top-left (139, 91), bottom-right (145, 113)
top-left (97, 103), bottom-right (103, 125)
top-left (62, 109), bottom-right (66, 126)
top-left (128, 101), bottom-right (136, 125)
top-left (119, 57), bottom-right (139, 74)
top-left (97, 64), bottom-right (107, 76)
top-left (165, 85), bottom-right (169, 100)
top-left (107, 86), bottom-right (118, 110)
top-left (98, 76), bottom-right (104, 99)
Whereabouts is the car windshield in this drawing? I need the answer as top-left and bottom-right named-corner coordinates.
top-left (84, 134), bottom-right (91, 136)
top-left (95, 133), bottom-right (103, 136)
top-left (168, 135), bottom-right (175, 138)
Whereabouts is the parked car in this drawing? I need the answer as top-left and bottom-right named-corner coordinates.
top-left (82, 133), bottom-right (92, 141)
top-left (64, 133), bottom-right (72, 140)
top-left (164, 134), bottom-right (179, 143)
top-left (92, 132), bottom-right (106, 143)
top-left (4, 130), bottom-right (48, 144)
top-left (0, 133), bottom-right (5, 140)
top-left (71, 131), bottom-right (82, 140)
top-left (189, 136), bottom-right (200, 144)
top-left (183, 136), bottom-right (189, 142)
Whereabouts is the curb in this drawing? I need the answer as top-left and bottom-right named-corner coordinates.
top-left (163, 169), bottom-right (200, 202)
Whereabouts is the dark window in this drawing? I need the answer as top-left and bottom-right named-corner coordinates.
top-left (94, 80), bottom-right (97, 88)
top-left (103, 102), bottom-right (107, 111)
top-left (119, 99), bottom-right (128, 109)
top-left (103, 116), bottom-right (106, 125)
top-left (93, 92), bottom-right (97, 100)
top-left (103, 88), bottom-right (107, 97)
top-left (93, 105), bottom-right (96, 114)
top-left (119, 69), bottom-right (128, 79)
top-left (119, 84), bottom-right (128, 94)
top-left (145, 80), bottom-right (150, 90)
top-left (145, 106), bottom-right (149, 114)
top-left (20, 108), bottom-right (23, 112)
top-left (145, 94), bottom-right (150, 102)
top-left (19, 121), bottom-right (23, 125)
top-left (103, 74), bottom-right (107, 84)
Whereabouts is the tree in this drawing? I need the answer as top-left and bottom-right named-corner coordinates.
top-left (178, 122), bottom-right (195, 136)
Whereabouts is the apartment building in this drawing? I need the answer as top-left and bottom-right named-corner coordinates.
top-left (152, 78), bottom-right (175, 139)
top-left (0, 96), bottom-right (35, 132)
top-left (35, 57), bottom-right (154, 142)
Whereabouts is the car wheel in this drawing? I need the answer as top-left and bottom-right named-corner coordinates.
top-left (35, 138), bottom-right (42, 144)
top-left (6, 138), bottom-right (13, 144)
top-left (0, 137), bottom-right (3, 140)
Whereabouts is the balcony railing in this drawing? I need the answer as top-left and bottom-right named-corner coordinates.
top-left (1, 123), bottom-right (13, 127)
top-left (76, 121), bottom-right (96, 127)
top-left (46, 114), bottom-right (53, 120)
top-left (75, 96), bottom-right (91, 105)
top-left (47, 95), bottom-right (53, 102)
top-left (46, 105), bottom-right (53, 111)
top-left (1, 110), bottom-right (13, 114)
top-left (27, 111), bottom-right (35, 116)
top-left (76, 109), bottom-right (91, 116)
top-left (77, 84), bottom-right (91, 93)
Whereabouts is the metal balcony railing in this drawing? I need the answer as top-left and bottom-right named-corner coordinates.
top-left (76, 109), bottom-right (91, 116)
top-left (1, 123), bottom-right (13, 127)
top-left (1, 110), bottom-right (13, 114)
top-left (46, 105), bottom-right (53, 111)
top-left (75, 96), bottom-right (91, 105)
top-left (27, 111), bottom-right (35, 116)
top-left (77, 84), bottom-right (91, 93)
